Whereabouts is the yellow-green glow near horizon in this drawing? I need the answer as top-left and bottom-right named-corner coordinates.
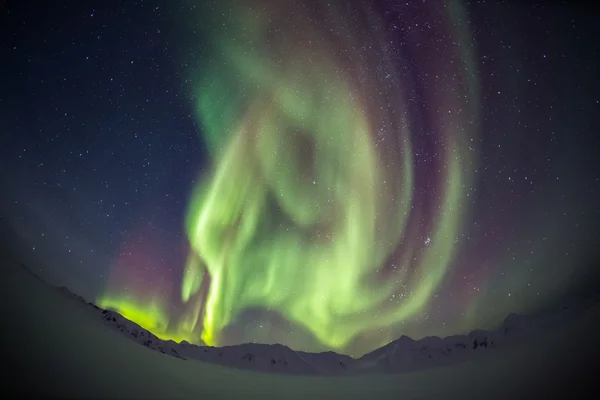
top-left (99, 0), bottom-right (477, 355)
top-left (97, 296), bottom-right (168, 338)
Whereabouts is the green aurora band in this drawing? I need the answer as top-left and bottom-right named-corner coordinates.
top-left (99, 0), bottom-right (478, 355)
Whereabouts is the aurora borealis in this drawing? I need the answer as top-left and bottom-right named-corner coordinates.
top-left (102, 0), bottom-right (478, 352)
top-left (184, 0), bottom-right (477, 350)
top-left (3, 0), bottom-right (600, 357)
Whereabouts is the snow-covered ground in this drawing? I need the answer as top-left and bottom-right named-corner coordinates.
top-left (1, 259), bottom-right (597, 399)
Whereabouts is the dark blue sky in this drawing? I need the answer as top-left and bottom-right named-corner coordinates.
top-left (1, 1), bottom-right (211, 295)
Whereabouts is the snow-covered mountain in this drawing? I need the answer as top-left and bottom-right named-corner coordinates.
top-left (99, 309), bottom-right (186, 359)
top-left (357, 299), bottom-right (599, 374)
top-left (4, 260), bottom-right (598, 398)
top-left (53, 269), bottom-right (595, 377)
top-left (295, 350), bottom-right (354, 374)
top-left (179, 342), bottom-right (317, 374)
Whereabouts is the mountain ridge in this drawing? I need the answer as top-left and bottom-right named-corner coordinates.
top-left (17, 261), bottom-right (598, 376)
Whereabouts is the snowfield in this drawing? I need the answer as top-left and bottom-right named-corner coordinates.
top-left (1, 259), bottom-right (598, 399)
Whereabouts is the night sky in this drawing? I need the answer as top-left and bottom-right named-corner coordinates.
top-left (1, 0), bottom-right (599, 357)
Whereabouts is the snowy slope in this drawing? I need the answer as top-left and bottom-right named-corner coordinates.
top-left (2, 259), bottom-right (598, 399)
